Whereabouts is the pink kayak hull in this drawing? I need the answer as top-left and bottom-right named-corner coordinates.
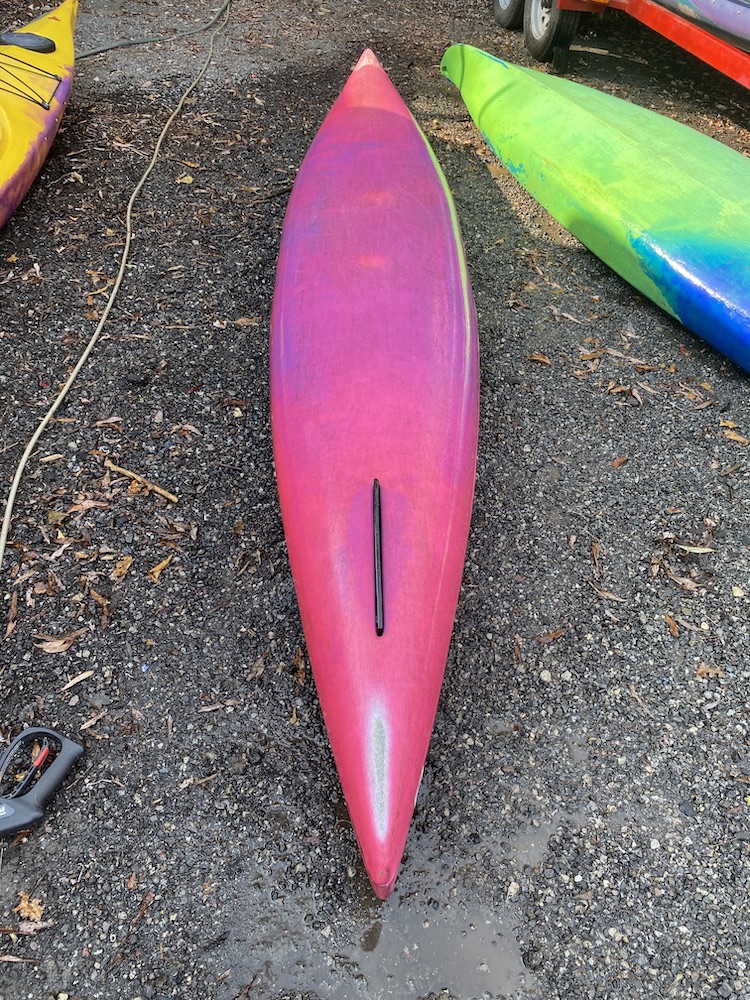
top-left (270, 50), bottom-right (479, 898)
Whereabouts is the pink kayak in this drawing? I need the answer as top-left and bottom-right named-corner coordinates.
top-left (270, 50), bottom-right (479, 898)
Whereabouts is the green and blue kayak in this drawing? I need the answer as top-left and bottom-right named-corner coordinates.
top-left (441, 44), bottom-right (750, 374)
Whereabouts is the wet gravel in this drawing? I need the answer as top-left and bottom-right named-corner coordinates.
top-left (1, 1), bottom-right (749, 998)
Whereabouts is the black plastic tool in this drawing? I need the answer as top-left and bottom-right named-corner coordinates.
top-left (0, 728), bottom-right (83, 838)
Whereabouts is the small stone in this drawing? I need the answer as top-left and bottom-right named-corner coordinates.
top-left (522, 947), bottom-right (544, 970)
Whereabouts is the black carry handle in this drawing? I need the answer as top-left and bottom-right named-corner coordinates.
top-left (0, 728), bottom-right (83, 838)
top-left (0, 30), bottom-right (56, 54)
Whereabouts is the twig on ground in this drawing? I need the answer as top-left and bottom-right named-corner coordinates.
top-left (104, 459), bottom-right (178, 504)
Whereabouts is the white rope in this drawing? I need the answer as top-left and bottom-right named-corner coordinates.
top-left (0, 2), bottom-right (231, 575)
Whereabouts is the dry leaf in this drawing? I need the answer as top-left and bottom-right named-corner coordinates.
top-left (588, 581), bottom-right (626, 603)
top-left (549, 304), bottom-right (582, 324)
top-left (611, 456), bottom-right (629, 468)
top-left (90, 589), bottom-right (109, 609)
top-left (513, 634), bottom-right (522, 665)
top-left (665, 614), bottom-right (680, 638)
top-left (591, 541), bottom-right (604, 578)
top-left (112, 555), bottom-right (133, 581)
top-left (80, 709), bottom-right (108, 732)
top-left (198, 701), bottom-right (240, 714)
top-left (3, 589), bottom-right (18, 641)
top-left (130, 891), bottom-right (154, 928)
top-left (527, 351), bottom-right (552, 366)
top-left (636, 381), bottom-right (660, 396)
top-left (127, 872), bottom-right (138, 891)
top-left (66, 499), bottom-right (109, 515)
top-left (33, 626), bottom-right (90, 654)
top-left (170, 423), bottom-right (201, 438)
top-left (723, 429), bottom-right (749, 446)
top-left (14, 892), bottom-right (43, 922)
top-left (16, 919), bottom-right (54, 936)
top-left (676, 544), bottom-right (714, 554)
top-left (696, 662), bottom-right (725, 679)
top-left (249, 653), bottom-right (267, 679)
top-left (60, 669), bottom-right (94, 692)
top-left (293, 646), bottom-right (306, 686)
top-left (148, 554), bottom-right (173, 583)
top-left (667, 571), bottom-right (698, 592)
top-left (536, 628), bottom-right (567, 643)
top-left (603, 347), bottom-right (651, 368)
top-left (629, 683), bottom-right (654, 718)
top-left (289, 706), bottom-right (298, 725)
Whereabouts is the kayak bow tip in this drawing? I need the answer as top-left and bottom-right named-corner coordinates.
top-left (354, 48), bottom-right (383, 72)
top-left (370, 870), bottom-right (398, 900)
top-left (362, 836), bottom-right (401, 900)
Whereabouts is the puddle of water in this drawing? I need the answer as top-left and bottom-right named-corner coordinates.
top-left (348, 897), bottom-right (525, 998)
top-left (566, 733), bottom-right (590, 766)
top-left (219, 838), bottom-right (533, 1000)
top-left (510, 822), bottom-right (555, 871)
top-left (221, 893), bottom-right (527, 999)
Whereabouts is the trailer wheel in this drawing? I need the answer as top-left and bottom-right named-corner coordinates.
top-left (494, 0), bottom-right (525, 29)
top-left (523, 0), bottom-right (580, 66)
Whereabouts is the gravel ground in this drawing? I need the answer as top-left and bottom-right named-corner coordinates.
top-left (1, 1), bottom-right (749, 998)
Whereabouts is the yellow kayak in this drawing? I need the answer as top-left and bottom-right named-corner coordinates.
top-left (0, 0), bottom-right (78, 228)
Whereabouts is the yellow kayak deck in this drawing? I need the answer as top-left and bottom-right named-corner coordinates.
top-left (0, 0), bottom-right (78, 228)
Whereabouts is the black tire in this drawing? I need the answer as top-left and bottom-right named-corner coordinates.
top-left (494, 0), bottom-right (525, 29)
top-left (523, 0), bottom-right (580, 64)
